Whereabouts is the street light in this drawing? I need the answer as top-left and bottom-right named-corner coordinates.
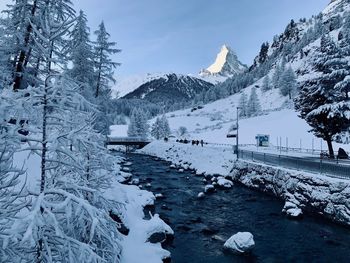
top-left (236, 106), bottom-right (241, 159)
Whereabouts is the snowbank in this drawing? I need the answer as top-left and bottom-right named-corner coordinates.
top-left (230, 161), bottom-right (350, 226)
top-left (139, 141), bottom-right (236, 176)
top-left (104, 180), bottom-right (172, 263)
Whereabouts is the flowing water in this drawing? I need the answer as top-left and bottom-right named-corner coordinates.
top-left (125, 153), bottom-right (350, 263)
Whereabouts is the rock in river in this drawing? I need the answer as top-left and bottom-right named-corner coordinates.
top-left (224, 232), bottom-right (255, 254)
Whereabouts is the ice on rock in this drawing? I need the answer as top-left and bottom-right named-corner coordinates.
top-left (224, 232), bottom-right (255, 254)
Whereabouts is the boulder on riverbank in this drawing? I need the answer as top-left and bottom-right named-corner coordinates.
top-left (217, 177), bottom-right (233, 189)
top-left (224, 232), bottom-right (255, 254)
top-left (282, 201), bottom-right (303, 219)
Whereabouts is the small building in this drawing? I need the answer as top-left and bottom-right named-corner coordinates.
top-left (255, 134), bottom-right (269, 147)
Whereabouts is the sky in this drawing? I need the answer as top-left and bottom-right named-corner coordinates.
top-left (1, 0), bottom-right (330, 78)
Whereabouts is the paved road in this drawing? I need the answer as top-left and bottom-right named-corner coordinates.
top-left (239, 150), bottom-right (350, 179)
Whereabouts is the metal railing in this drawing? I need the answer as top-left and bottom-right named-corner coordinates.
top-left (239, 150), bottom-right (350, 179)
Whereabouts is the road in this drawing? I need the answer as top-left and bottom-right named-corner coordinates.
top-left (239, 149), bottom-right (350, 179)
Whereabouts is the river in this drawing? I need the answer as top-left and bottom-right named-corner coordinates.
top-left (124, 153), bottom-right (350, 263)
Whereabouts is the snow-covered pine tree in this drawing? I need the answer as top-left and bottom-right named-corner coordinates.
top-left (279, 66), bottom-right (297, 99)
top-left (151, 117), bottom-right (162, 140)
top-left (247, 87), bottom-right (261, 117)
top-left (93, 21), bottom-right (121, 98)
top-left (160, 115), bottom-right (171, 138)
top-left (262, 75), bottom-right (271, 91)
top-left (238, 92), bottom-right (248, 117)
top-left (272, 64), bottom-right (282, 89)
top-left (67, 10), bottom-right (95, 100)
top-left (128, 108), bottom-right (149, 138)
top-left (295, 34), bottom-right (350, 158)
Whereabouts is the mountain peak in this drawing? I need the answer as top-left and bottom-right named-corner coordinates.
top-left (200, 44), bottom-right (247, 77)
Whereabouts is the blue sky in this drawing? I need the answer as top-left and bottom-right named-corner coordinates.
top-left (1, 0), bottom-right (330, 77)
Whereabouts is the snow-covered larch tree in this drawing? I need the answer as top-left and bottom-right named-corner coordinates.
top-left (2, 4), bottom-right (122, 261)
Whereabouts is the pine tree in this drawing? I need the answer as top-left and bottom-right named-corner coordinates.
top-left (279, 66), bottom-right (297, 99)
top-left (67, 10), bottom-right (95, 100)
top-left (151, 117), bottom-right (162, 140)
top-left (272, 64), bottom-right (282, 89)
top-left (93, 21), bottom-right (121, 98)
top-left (295, 34), bottom-right (350, 158)
top-left (128, 109), bottom-right (149, 138)
top-left (160, 115), bottom-right (171, 138)
top-left (247, 87), bottom-right (261, 117)
top-left (262, 75), bottom-right (271, 91)
top-left (238, 92), bottom-right (248, 117)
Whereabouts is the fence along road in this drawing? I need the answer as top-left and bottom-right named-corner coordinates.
top-left (238, 149), bottom-right (350, 179)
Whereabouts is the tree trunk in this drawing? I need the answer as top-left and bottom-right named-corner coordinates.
top-left (13, 0), bottom-right (38, 91)
top-left (326, 138), bottom-right (335, 159)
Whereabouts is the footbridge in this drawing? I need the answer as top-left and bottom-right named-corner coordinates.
top-left (106, 137), bottom-right (151, 152)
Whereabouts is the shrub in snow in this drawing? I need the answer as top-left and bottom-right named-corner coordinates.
top-left (224, 232), bottom-right (255, 254)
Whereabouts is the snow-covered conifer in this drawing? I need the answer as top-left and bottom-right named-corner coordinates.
top-left (295, 34), bottom-right (350, 158)
top-left (247, 87), bottom-right (261, 117)
top-left (279, 66), bottom-right (297, 99)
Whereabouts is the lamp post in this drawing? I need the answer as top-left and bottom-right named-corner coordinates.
top-left (236, 107), bottom-right (241, 159)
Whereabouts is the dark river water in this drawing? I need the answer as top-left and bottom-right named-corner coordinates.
top-left (125, 153), bottom-right (350, 263)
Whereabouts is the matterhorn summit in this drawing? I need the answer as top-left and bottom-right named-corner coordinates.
top-left (199, 44), bottom-right (247, 78)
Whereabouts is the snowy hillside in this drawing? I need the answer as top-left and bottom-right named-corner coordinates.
top-left (111, 73), bottom-right (166, 98)
top-left (150, 81), bottom-right (349, 152)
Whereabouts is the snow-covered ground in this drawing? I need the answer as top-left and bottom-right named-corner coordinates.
top-left (152, 89), bottom-right (349, 153)
top-left (139, 141), bottom-right (236, 176)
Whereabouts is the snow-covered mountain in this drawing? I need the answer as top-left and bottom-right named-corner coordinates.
top-left (122, 73), bottom-right (214, 104)
top-left (199, 45), bottom-right (247, 78)
top-left (144, 0), bottom-right (350, 149)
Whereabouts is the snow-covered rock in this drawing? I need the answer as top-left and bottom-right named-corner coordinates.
top-left (286, 208), bottom-right (303, 218)
top-left (178, 168), bottom-right (184, 173)
top-left (217, 177), bottom-right (234, 188)
top-left (197, 192), bottom-right (205, 199)
top-left (155, 193), bottom-right (165, 199)
top-left (204, 184), bottom-right (215, 193)
top-left (170, 164), bottom-right (176, 169)
top-left (224, 232), bottom-right (255, 254)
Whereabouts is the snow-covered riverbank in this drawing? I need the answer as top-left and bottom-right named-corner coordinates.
top-left (139, 141), bottom-right (236, 176)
